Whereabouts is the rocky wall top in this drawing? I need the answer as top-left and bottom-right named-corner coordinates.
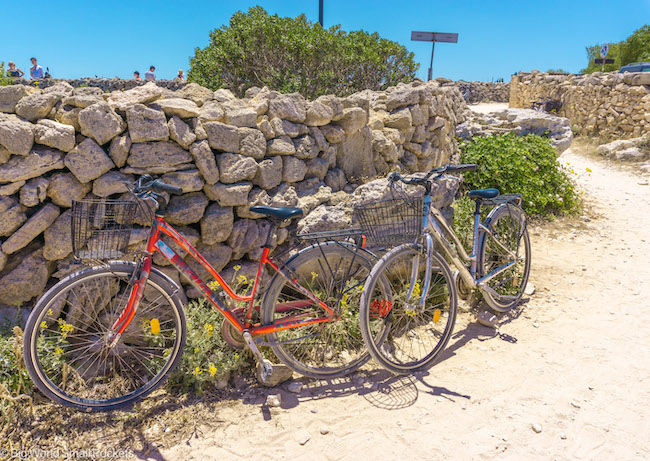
top-left (510, 71), bottom-right (650, 139)
top-left (0, 79), bottom-right (466, 308)
top-left (6, 77), bottom-right (186, 93)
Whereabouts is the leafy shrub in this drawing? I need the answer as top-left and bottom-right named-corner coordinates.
top-left (189, 6), bottom-right (418, 98)
top-left (0, 62), bottom-right (11, 87)
top-left (459, 133), bottom-right (580, 216)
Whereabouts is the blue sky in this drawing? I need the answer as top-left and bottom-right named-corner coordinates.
top-left (3, 0), bottom-right (649, 82)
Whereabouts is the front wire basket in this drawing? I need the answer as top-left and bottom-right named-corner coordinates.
top-left (352, 197), bottom-right (424, 246)
top-left (71, 199), bottom-right (140, 260)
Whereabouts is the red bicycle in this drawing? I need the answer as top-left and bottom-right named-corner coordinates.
top-left (23, 176), bottom-right (387, 411)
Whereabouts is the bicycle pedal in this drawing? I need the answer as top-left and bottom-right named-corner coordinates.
top-left (256, 361), bottom-right (293, 387)
top-left (477, 311), bottom-right (498, 329)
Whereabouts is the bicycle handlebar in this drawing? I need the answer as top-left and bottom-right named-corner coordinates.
top-left (130, 175), bottom-right (183, 198)
top-left (389, 163), bottom-right (477, 187)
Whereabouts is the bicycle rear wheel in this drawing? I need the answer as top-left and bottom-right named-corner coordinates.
top-left (23, 262), bottom-right (186, 411)
top-left (262, 242), bottom-right (388, 379)
top-left (477, 204), bottom-right (531, 312)
top-left (360, 243), bottom-right (457, 374)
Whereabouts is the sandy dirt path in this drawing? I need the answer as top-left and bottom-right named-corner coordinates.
top-left (160, 143), bottom-right (650, 461)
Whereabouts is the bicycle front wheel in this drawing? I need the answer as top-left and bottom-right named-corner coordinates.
top-left (262, 242), bottom-right (387, 379)
top-left (477, 204), bottom-right (531, 312)
top-left (23, 262), bottom-right (186, 412)
top-left (360, 244), bottom-right (457, 374)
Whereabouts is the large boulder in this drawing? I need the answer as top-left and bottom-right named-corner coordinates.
top-left (253, 156), bottom-right (283, 189)
top-left (92, 171), bottom-right (133, 197)
top-left (0, 117), bottom-right (34, 156)
top-left (217, 153), bottom-right (258, 183)
top-left (47, 172), bottom-right (92, 207)
top-left (183, 242), bottom-right (232, 279)
top-left (203, 182), bottom-right (252, 206)
top-left (34, 119), bottom-right (76, 152)
top-left (108, 134), bottom-right (132, 168)
top-left (0, 197), bottom-right (27, 237)
top-left (126, 104), bottom-right (169, 142)
top-left (337, 126), bottom-right (376, 180)
top-left (64, 138), bottom-right (115, 183)
top-left (200, 204), bottom-right (234, 245)
top-left (19, 177), bottom-right (49, 207)
top-left (0, 85), bottom-right (38, 113)
top-left (126, 141), bottom-right (193, 173)
top-left (168, 116), bottom-right (196, 149)
top-left (0, 147), bottom-right (64, 183)
top-left (204, 121), bottom-right (241, 153)
top-left (43, 209), bottom-right (73, 260)
top-left (177, 83), bottom-right (214, 106)
top-left (153, 98), bottom-right (201, 118)
top-left (305, 101), bottom-right (334, 126)
top-left (107, 82), bottom-right (163, 111)
top-left (2, 203), bottom-right (60, 255)
top-left (239, 128), bottom-right (266, 159)
top-left (268, 93), bottom-right (307, 123)
top-left (161, 169), bottom-right (205, 193)
top-left (189, 140), bottom-right (219, 185)
top-left (0, 248), bottom-right (54, 305)
top-left (165, 192), bottom-right (209, 225)
top-left (14, 91), bottom-right (59, 122)
top-left (78, 102), bottom-right (127, 145)
top-left (62, 87), bottom-right (104, 108)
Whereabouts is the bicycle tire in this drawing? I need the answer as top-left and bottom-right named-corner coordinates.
top-left (23, 262), bottom-right (186, 412)
top-left (360, 243), bottom-right (458, 374)
top-left (477, 204), bottom-right (531, 312)
top-left (261, 242), bottom-right (388, 379)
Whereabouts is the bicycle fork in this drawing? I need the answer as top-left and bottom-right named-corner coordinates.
top-left (405, 233), bottom-right (437, 310)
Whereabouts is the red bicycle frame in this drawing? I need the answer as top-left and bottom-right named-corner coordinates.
top-left (110, 215), bottom-right (337, 340)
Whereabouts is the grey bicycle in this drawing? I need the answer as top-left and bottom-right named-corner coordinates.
top-left (355, 164), bottom-right (531, 373)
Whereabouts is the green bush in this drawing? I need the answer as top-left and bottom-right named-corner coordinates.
top-left (459, 133), bottom-right (580, 216)
top-left (0, 62), bottom-right (11, 87)
top-left (188, 6), bottom-right (418, 98)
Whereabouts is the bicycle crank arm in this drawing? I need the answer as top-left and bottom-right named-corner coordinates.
top-left (477, 282), bottom-right (517, 303)
top-left (242, 331), bottom-right (273, 379)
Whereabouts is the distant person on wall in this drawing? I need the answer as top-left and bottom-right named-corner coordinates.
top-left (30, 57), bottom-right (44, 79)
top-left (6, 61), bottom-right (24, 78)
top-left (174, 69), bottom-right (185, 82)
top-left (144, 66), bottom-right (156, 81)
top-left (133, 71), bottom-right (141, 80)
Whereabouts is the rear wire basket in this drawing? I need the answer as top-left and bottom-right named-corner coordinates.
top-left (352, 197), bottom-right (424, 246)
top-left (72, 199), bottom-right (140, 260)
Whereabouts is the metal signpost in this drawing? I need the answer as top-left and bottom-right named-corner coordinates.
top-left (411, 31), bottom-right (459, 81)
top-left (598, 44), bottom-right (612, 71)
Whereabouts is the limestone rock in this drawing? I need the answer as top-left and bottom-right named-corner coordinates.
top-left (0, 118), bottom-right (34, 156)
top-left (177, 83), bottom-right (214, 106)
top-left (65, 138), bottom-right (115, 183)
top-left (293, 135), bottom-right (319, 160)
top-left (166, 192), bottom-right (209, 225)
top-left (47, 172), bottom-right (92, 207)
top-left (19, 177), bottom-right (49, 207)
top-left (319, 125), bottom-right (346, 144)
top-left (217, 153), bottom-right (258, 183)
top-left (239, 128), bottom-right (267, 159)
top-left (324, 168), bottom-right (346, 192)
top-left (305, 101), bottom-right (334, 126)
top-left (2, 203), bottom-right (60, 255)
top-left (184, 242), bottom-right (232, 280)
top-left (0, 147), bottom-right (64, 183)
top-left (107, 82), bottom-right (163, 111)
top-left (336, 107), bottom-right (367, 134)
top-left (153, 98), bottom-right (201, 118)
top-left (204, 121), bottom-right (241, 153)
top-left (200, 204), bottom-right (234, 245)
top-left (306, 157), bottom-right (329, 180)
top-left (43, 209), bottom-right (73, 260)
top-left (253, 156), bottom-right (283, 189)
top-left (267, 136), bottom-right (296, 155)
top-left (92, 171), bottom-right (133, 197)
top-left (79, 102), bottom-right (126, 145)
top-left (0, 181), bottom-right (24, 196)
top-left (297, 205), bottom-right (350, 234)
top-left (385, 107), bottom-right (413, 130)
top-left (162, 169), bottom-right (205, 193)
top-left (213, 88), bottom-right (236, 102)
top-left (227, 219), bottom-right (261, 260)
top-left (337, 126), bottom-right (376, 180)
top-left (0, 196), bottom-right (27, 237)
top-left (203, 182), bottom-right (252, 206)
top-left (268, 93), bottom-right (307, 123)
top-left (199, 101), bottom-right (225, 122)
top-left (34, 119), bottom-right (76, 152)
top-left (55, 105), bottom-right (82, 132)
top-left (282, 156), bottom-right (308, 183)
top-left (62, 87), bottom-right (104, 108)
top-left (127, 141), bottom-right (192, 172)
top-left (222, 100), bottom-right (257, 127)
top-left (0, 85), bottom-right (38, 113)
top-left (271, 118), bottom-right (306, 138)
top-left (0, 248), bottom-right (54, 305)
top-left (168, 116), bottom-right (196, 149)
top-left (126, 104), bottom-right (169, 142)
top-left (108, 134), bottom-right (132, 168)
top-left (190, 140), bottom-right (219, 185)
top-left (14, 91), bottom-right (59, 122)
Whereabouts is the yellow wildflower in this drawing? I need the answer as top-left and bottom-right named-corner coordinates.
top-left (192, 366), bottom-right (203, 376)
top-left (208, 364), bottom-right (218, 377)
top-left (204, 323), bottom-right (215, 337)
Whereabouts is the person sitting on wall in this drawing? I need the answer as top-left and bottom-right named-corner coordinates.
top-left (174, 69), bottom-right (185, 82)
top-left (30, 57), bottom-right (44, 79)
top-left (134, 71), bottom-right (141, 80)
top-left (7, 61), bottom-right (24, 78)
top-left (144, 66), bottom-right (156, 81)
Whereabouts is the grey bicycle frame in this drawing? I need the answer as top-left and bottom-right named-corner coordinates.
top-left (409, 193), bottom-right (520, 307)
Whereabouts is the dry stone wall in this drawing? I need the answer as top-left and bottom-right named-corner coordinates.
top-left (0, 80), bottom-right (466, 307)
top-left (510, 71), bottom-right (650, 139)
